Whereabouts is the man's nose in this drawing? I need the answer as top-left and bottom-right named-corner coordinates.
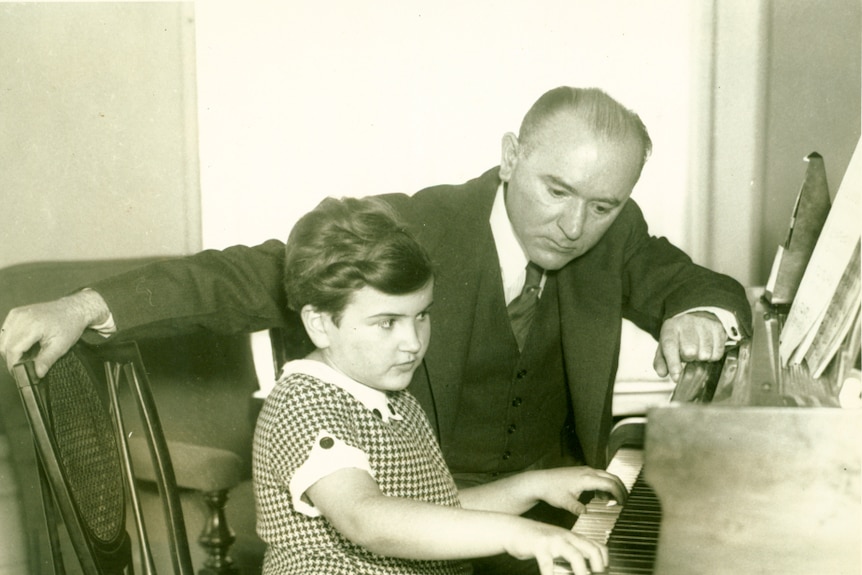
top-left (558, 200), bottom-right (586, 240)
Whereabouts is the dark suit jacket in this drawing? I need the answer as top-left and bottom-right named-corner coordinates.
top-left (95, 167), bottom-right (751, 467)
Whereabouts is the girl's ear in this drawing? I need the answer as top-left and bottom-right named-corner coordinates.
top-left (300, 304), bottom-right (331, 349)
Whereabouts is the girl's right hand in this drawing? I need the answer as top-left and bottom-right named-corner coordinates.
top-left (504, 521), bottom-right (608, 575)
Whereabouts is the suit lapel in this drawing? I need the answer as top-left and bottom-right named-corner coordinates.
top-left (421, 177), bottom-right (500, 444)
top-left (557, 247), bottom-right (622, 466)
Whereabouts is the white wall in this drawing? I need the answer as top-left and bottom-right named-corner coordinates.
top-left (195, 0), bottom-right (698, 257)
top-left (0, 3), bottom-right (200, 269)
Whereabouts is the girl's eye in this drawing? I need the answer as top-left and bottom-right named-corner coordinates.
top-left (417, 311), bottom-right (430, 321)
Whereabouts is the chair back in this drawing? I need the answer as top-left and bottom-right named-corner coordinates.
top-left (12, 341), bottom-right (194, 575)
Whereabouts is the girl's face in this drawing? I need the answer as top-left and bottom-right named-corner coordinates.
top-left (316, 280), bottom-right (433, 392)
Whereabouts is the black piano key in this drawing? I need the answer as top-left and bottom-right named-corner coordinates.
top-left (573, 448), bottom-right (662, 575)
top-left (606, 471), bottom-right (660, 574)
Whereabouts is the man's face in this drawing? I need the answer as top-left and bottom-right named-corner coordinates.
top-left (317, 281), bottom-right (433, 392)
top-left (499, 114), bottom-right (643, 270)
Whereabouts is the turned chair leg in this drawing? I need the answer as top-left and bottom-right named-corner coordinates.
top-left (197, 490), bottom-right (239, 575)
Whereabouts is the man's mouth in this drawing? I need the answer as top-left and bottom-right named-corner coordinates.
top-left (547, 238), bottom-right (579, 253)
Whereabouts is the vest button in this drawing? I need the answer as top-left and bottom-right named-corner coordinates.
top-left (502, 451), bottom-right (511, 460)
top-left (507, 424), bottom-right (517, 434)
top-left (511, 397), bottom-right (523, 407)
top-left (516, 369), bottom-right (528, 379)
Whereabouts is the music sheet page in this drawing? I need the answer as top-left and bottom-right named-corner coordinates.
top-left (779, 139), bottom-right (862, 366)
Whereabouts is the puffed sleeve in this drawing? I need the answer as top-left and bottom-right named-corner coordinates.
top-left (257, 376), bottom-right (375, 516)
top-left (289, 429), bottom-right (374, 517)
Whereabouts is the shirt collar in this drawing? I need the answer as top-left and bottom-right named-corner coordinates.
top-left (490, 182), bottom-right (545, 304)
top-left (279, 359), bottom-right (402, 422)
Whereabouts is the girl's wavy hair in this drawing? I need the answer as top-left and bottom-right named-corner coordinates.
top-left (284, 196), bottom-right (433, 324)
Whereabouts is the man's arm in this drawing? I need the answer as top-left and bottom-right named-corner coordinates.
top-left (95, 239), bottom-right (288, 337)
top-left (615, 202), bottom-right (752, 380)
top-left (1, 240), bottom-right (288, 375)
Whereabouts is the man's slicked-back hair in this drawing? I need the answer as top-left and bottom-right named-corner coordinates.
top-left (284, 196), bottom-right (433, 323)
top-left (518, 86), bottom-right (653, 172)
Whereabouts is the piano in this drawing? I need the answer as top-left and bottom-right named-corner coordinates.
top-left (566, 290), bottom-right (861, 575)
top-left (571, 444), bottom-right (659, 575)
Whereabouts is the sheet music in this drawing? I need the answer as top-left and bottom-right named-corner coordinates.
top-left (803, 242), bottom-right (861, 377)
top-left (780, 139), bottom-right (862, 366)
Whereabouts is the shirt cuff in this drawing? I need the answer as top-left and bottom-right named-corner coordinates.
top-left (289, 429), bottom-right (373, 517)
top-left (88, 313), bottom-right (117, 337)
top-left (675, 307), bottom-right (742, 343)
top-left (81, 289), bottom-right (117, 337)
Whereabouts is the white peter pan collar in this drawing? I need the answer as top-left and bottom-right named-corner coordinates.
top-left (279, 359), bottom-right (403, 422)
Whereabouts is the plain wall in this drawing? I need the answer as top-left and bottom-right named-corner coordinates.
top-left (194, 0), bottom-right (699, 260)
top-left (0, 3), bottom-right (200, 270)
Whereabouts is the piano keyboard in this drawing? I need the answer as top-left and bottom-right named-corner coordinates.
top-left (569, 448), bottom-right (662, 574)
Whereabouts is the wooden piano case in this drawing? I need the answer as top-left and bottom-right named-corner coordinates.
top-left (645, 293), bottom-right (861, 574)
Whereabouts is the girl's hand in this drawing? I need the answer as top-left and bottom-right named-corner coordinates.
top-left (504, 521), bottom-right (608, 575)
top-left (530, 466), bottom-right (626, 517)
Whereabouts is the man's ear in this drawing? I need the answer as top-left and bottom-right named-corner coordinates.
top-left (300, 304), bottom-right (331, 349)
top-left (499, 132), bottom-right (520, 182)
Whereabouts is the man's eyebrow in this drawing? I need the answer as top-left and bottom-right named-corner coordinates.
top-left (544, 174), bottom-right (623, 206)
top-left (544, 174), bottom-right (576, 192)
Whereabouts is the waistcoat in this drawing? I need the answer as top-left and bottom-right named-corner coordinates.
top-left (443, 261), bottom-right (572, 484)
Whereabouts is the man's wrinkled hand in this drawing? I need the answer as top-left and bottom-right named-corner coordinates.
top-left (0, 290), bottom-right (110, 377)
top-left (653, 311), bottom-right (727, 382)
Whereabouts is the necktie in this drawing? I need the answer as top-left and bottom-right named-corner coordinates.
top-left (507, 262), bottom-right (543, 351)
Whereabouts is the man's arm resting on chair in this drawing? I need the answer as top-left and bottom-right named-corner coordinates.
top-left (0, 288), bottom-right (111, 377)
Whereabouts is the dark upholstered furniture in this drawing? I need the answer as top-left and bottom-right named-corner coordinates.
top-left (0, 259), bottom-right (265, 574)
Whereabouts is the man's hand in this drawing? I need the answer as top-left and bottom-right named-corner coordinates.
top-left (0, 290), bottom-right (111, 377)
top-left (653, 311), bottom-right (727, 382)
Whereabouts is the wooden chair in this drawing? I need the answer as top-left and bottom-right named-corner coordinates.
top-left (12, 340), bottom-right (219, 574)
top-left (1, 259), bottom-right (264, 573)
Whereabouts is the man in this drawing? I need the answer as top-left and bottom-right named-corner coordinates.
top-left (1, 86), bottom-right (751, 574)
